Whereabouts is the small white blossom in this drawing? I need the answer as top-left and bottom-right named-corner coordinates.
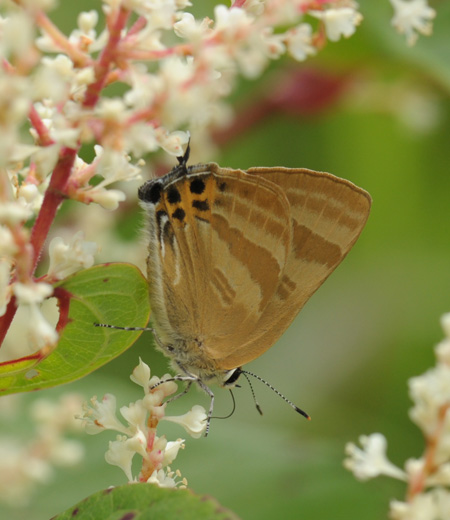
top-left (87, 187), bottom-right (127, 210)
top-left (47, 231), bottom-right (98, 280)
top-left (174, 12), bottom-right (212, 41)
top-left (390, 0), bottom-right (436, 46)
top-left (163, 405), bottom-right (207, 439)
top-left (344, 433), bottom-right (407, 481)
top-left (95, 148), bottom-right (142, 184)
top-left (408, 365), bottom-right (450, 436)
top-left (147, 466), bottom-right (187, 488)
top-left (163, 439), bottom-right (185, 466)
top-left (390, 488), bottom-right (450, 520)
top-left (0, 226), bottom-right (17, 257)
top-left (27, 304), bottom-right (59, 349)
top-left (156, 129), bottom-right (190, 156)
top-left (0, 202), bottom-right (33, 225)
top-left (41, 54), bottom-right (74, 82)
top-left (82, 394), bottom-right (129, 435)
top-left (120, 400), bottom-right (148, 433)
top-left (310, 8), bottom-right (363, 42)
top-left (0, 258), bottom-right (13, 316)
top-left (285, 24), bottom-right (316, 62)
top-left (77, 10), bottom-right (99, 34)
top-left (14, 281), bottom-right (53, 305)
top-left (130, 357), bottom-right (152, 391)
top-left (213, 4), bottom-right (254, 40)
top-left (105, 435), bottom-right (136, 482)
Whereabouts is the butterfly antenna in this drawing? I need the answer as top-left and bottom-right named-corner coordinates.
top-left (211, 389), bottom-right (236, 420)
top-left (241, 371), bottom-right (263, 416)
top-left (93, 323), bottom-right (155, 333)
top-left (241, 370), bottom-right (311, 420)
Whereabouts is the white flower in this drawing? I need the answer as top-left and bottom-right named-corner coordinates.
top-left (163, 405), bottom-right (207, 439)
top-left (14, 281), bottom-right (53, 305)
top-left (41, 54), bottom-right (74, 82)
top-left (213, 4), bottom-right (253, 40)
top-left (408, 365), bottom-right (450, 436)
top-left (77, 10), bottom-right (99, 35)
top-left (95, 148), bottom-right (142, 184)
top-left (310, 8), bottom-right (363, 42)
top-left (88, 187), bottom-right (127, 210)
top-left (0, 258), bottom-right (12, 316)
top-left (81, 394), bottom-right (129, 435)
top-left (120, 400), bottom-right (148, 433)
top-left (95, 98), bottom-right (127, 122)
top-left (0, 202), bottom-right (33, 225)
top-left (344, 433), bottom-right (407, 481)
top-left (147, 467), bottom-right (187, 488)
top-left (390, 0), bottom-right (436, 46)
top-left (27, 304), bottom-right (59, 349)
top-left (48, 231), bottom-right (97, 280)
top-left (105, 435), bottom-right (136, 482)
top-left (390, 488), bottom-right (450, 520)
top-left (130, 357), bottom-right (152, 391)
top-left (163, 439), bottom-right (185, 466)
top-left (0, 227), bottom-right (17, 258)
top-left (156, 129), bottom-right (190, 156)
top-left (285, 24), bottom-right (316, 62)
top-left (174, 12), bottom-right (212, 41)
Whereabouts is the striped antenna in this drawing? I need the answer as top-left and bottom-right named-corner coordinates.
top-left (241, 370), bottom-right (310, 420)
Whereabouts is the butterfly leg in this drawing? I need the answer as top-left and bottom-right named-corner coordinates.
top-left (165, 380), bottom-right (193, 404)
top-left (150, 373), bottom-right (214, 436)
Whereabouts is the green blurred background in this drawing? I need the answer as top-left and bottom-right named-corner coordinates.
top-left (2, 0), bottom-right (449, 518)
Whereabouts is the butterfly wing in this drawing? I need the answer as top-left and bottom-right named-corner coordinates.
top-left (216, 167), bottom-right (372, 369)
top-left (142, 164), bottom-right (292, 354)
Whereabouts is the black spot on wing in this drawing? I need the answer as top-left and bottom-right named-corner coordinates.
top-left (167, 186), bottom-right (181, 204)
top-left (190, 178), bottom-right (206, 194)
top-left (192, 199), bottom-right (210, 211)
top-left (172, 207), bottom-right (186, 221)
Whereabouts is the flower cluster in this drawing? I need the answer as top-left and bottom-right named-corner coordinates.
top-left (390, 0), bottom-right (436, 47)
top-left (344, 314), bottom-right (450, 519)
top-left (80, 359), bottom-right (207, 487)
top-left (0, 393), bottom-right (85, 506)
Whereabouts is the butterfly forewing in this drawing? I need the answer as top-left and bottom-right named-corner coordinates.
top-left (145, 164), bottom-right (292, 355)
top-left (215, 167), bottom-right (372, 369)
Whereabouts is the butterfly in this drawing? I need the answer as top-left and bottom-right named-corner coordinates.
top-left (132, 144), bottom-right (372, 432)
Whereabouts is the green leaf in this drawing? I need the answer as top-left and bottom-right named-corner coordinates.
top-left (53, 483), bottom-right (240, 520)
top-left (0, 263), bottom-right (150, 395)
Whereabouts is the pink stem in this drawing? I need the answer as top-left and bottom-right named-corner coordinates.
top-left (83, 7), bottom-right (130, 108)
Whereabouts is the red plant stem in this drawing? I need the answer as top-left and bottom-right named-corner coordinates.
top-left (29, 105), bottom-right (55, 146)
top-left (30, 146), bottom-right (77, 271)
top-left (34, 11), bottom-right (89, 67)
top-left (83, 7), bottom-right (130, 108)
top-left (0, 296), bottom-right (18, 346)
top-left (407, 403), bottom-right (450, 499)
top-left (0, 147), bottom-right (77, 346)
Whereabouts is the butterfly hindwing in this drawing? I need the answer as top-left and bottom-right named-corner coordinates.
top-left (216, 167), bottom-right (372, 369)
